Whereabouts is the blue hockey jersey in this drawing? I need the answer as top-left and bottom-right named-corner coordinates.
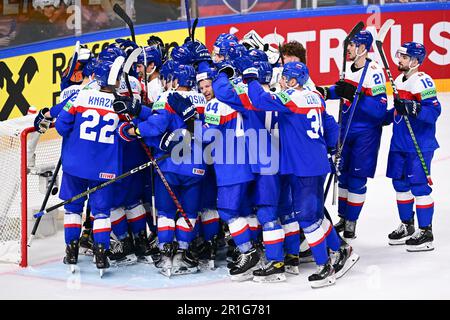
top-left (247, 81), bottom-right (331, 177)
top-left (55, 88), bottom-right (122, 181)
top-left (385, 71), bottom-right (441, 152)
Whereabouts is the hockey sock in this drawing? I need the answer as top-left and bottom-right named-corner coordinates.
top-left (64, 212), bottom-right (82, 245)
top-left (396, 191), bottom-right (415, 222)
top-left (125, 203), bottom-right (147, 237)
top-left (110, 208), bottom-right (128, 240)
top-left (415, 195), bottom-right (434, 228)
top-left (300, 219), bottom-right (328, 266)
top-left (200, 209), bottom-right (220, 242)
top-left (345, 176), bottom-right (367, 222)
top-left (157, 214), bottom-right (175, 249)
top-left (247, 214), bottom-right (261, 242)
top-left (321, 218), bottom-right (341, 251)
top-left (93, 216), bottom-right (112, 250)
top-left (280, 212), bottom-right (300, 255)
top-left (225, 215), bottom-right (252, 253)
top-left (262, 221), bottom-right (284, 262)
top-left (338, 186), bottom-right (348, 218)
top-left (175, 216), bottom-right (198, 250)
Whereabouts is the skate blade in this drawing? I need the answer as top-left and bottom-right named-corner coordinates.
top-left (336, 252), bottom-right (360, 279)
top-left (230, 266), bottom-right (259, 282)
top-left (253, 273), bottom-right (287, 283)
top-left (160, 268), bottom-right (172, 278)
top-left (137, 255), bottom-right (154, 264)
top-left (388, 236), bottom-right (413, 246)
top-left (110, 255), bottom-right (138, 267)
top-left (285, 265), bottom-right (300, 275)
top-left (406, 242), bottom-right (434, 252)
top-left (199, 260), bottom-right (216, 271)
top-left (99, 269), bottom-right (106, 278)
top-left (310, 274), bottom-right (336, 289)
top-left (69, 265), bottom-right (77, 273)
top-left (172, 267), bottom-right (199, 276)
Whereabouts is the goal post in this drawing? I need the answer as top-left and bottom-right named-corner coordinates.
top-left (0, 115), bottom-right (63, 267)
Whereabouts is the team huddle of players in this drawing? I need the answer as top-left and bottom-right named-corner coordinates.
top-left (33, 28), bottom-right (441, 287)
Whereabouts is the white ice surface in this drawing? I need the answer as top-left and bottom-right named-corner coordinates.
top-left (1, 93), bottom-right (449, 300)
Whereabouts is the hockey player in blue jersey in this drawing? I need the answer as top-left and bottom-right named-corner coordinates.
top-left (317, 30), bottom-right (388, 240)
top-left (55, 57), bottom-right (125, 276)
top-left (384, 42), bottom-right (440, 251)
top-left (136, 45), bottom-right (164, 104)
top-left (115, 64), bottom-right (207, 277)
top-left (240, 61), bottom-right (356, 288)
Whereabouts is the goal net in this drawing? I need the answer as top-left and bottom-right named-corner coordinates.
top-left (0, 115), bottom-right (63, 267)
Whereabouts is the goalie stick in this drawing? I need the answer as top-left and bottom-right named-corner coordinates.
top-left (375, 19), bottom-right (433, 186)
top-left (331, 21), bottom-right (364, 205)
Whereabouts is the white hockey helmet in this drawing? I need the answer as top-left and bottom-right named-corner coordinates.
top-left (240, 30), bottom-right (280, 65)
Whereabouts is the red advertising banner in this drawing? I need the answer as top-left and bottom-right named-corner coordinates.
top-left (205, 9), bottom-right (449, 87)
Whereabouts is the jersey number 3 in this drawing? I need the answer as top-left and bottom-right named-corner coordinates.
top-left (80, 110), bottom-right (119, 144)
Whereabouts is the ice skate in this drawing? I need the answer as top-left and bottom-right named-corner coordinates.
top-left (63, 239), bottom-right (79, 273)
top-left (108, 236), bottom-right (137, 267)
top-left (134, 230), bottom-right (154, 264)
top-left (308, 259), bottom-right (336, 288)
top-left (299, 248), bottom-right (315, 264)
top-left (79, 228), bottom-right (93, 256)
top-left (197, 240), bottom-right (217, 271)
top-left (284, 254), bottom-right (300, 275)
top-left (388, 219), bottom-right (415, 245)
top-left (334, 217), bottom-right (346, 233)
top-left (93, 243), bottom-right (110, 278)
top-left (156, 242), bottom-right (177, 277)
top-left (406, 226), bottom-right (434, 252)
top-left (343, 220), bottom-right (357, 240)
top-left (253, 261), bottom-right (286, 283)
top-left (331, 243), bottom-right (359, 279)
top-left (172, 248), bottom-right (199, 275)
top-left (229, 248), bottom-right (260, 281)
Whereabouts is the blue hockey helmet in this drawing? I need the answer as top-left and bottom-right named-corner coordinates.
top-left (282, 61), bottom-right (309, 86)
top-left (138, 45), bottom-right (163, 69)
top-left (196, 67), bottom-right (217, 83)
top-left (212, 38), bottom-right (239, 58)
top-left (172, 64), bottom-right (196, 88)
top-left (351, 30), bottom-right (373, 50)
top-left (255, 61), bottom-right (273, 84)
top-left (94, 57), bottom-right (125, 87)
top-left (248, 49), bottom-right (269, 63)
top-left (160, 59), bottom-right (179, 82)
top-left (214, 33), bottom-right (238, 47)
top-left (82, 57), bottom-right (98, 77)
top-left (98, 46), bottom-right (126, 63)
top-left (226, 43), bottom-right (247, 61)
top-left (170, 44), bottom-right (194, 65)
top-left (396, 42), bottom-right (426, 64)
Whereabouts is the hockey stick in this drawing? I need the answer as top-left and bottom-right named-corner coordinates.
top-left (332, 21), bottom-right (365, 205)
top-left (33, 154), bottom-right (170, 219)
top-left (27, 157), bottom-right (62, 247)
top-left (113, 3), bottom-right (136, 43)
top-left (184, 0), bottom-right (192, 39)
top-left (191, 18), bottom-right (198, 40)
top-left (121, 49), bottom-right (194, 230)
top-left (375, 19), bottom-right (433, 186)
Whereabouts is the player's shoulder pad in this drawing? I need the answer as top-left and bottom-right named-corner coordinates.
top-left (412, 72), bottom-right (437, 100)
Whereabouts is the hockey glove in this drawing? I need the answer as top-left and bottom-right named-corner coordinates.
top-left (214, 60), bottom-right (235, 79)
top-left (327, 147), bottom-right (338, 174)
top-left (115, 38), bottom-right (138, 57)
top-left (185, 40), bottom-right (212, 64)
top-left (334, 80), bottom-right (357, 102)
top-left (167, 92), bottom-right (199, 127)
top-left (394, 98), bottom-right (422, 117)
top-left (113, 96), bottom-right (142, 117)
top-left (316, 86), bottom-right (330, 100)
top-left (159, 129), bottom-right (190, 153)
top-left (117, 121), bottom-right (139, 142)
top-left (233, 55), bottom-right (258, 83)
top-left (34, 107), bottom-right (53, 134)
